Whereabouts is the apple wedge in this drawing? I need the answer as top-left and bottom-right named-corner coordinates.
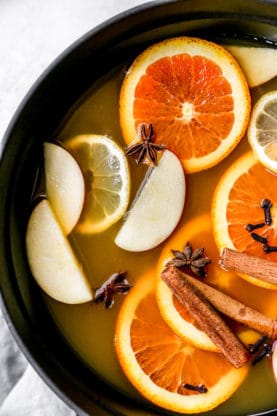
top-left (26, 199), bottom-right (93, 304)
top-left (115, 150), bottom-right (186, 252)
top-left (272, 341), bottom-right (277, 383)
top-left (44, 142), bottom-right (85, 235)
top-left (225, 45), bottom-right (277, 88)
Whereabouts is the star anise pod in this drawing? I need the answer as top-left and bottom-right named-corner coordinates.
top-left (167, 242), bottom-right (211, 277)
top-left (94, 271), bottom-right (131, 308)
top-left (125, 123), bottom-right (166, 165)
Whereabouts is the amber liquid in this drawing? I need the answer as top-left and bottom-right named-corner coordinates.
top-left (45, 63), bottom-right (277, 415)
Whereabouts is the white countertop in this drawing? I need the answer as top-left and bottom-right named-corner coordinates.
top-left (0, 1), bottom-right (147, 415)
top-left (0, 0), bottom-right (148, 149)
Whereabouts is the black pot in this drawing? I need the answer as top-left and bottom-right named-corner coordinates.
top-left (1, 1), bottom-right (277, 415)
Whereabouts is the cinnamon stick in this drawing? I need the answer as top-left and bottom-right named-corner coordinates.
top-left (181, 270), bottom-right (277, 340)
top-left (161, 265), bottom-right (249, 368)
top-left (220, 247), bottom-right (277, 285)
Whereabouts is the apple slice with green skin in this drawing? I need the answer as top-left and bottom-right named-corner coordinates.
top-left (225, 45), bottom-right (277, 88)
top-left (44, 142), bottom-right (85, 235)
top-left (26, 199), bottom-right (93, 304)
top-left (115, 150), bottom-right (186, 252)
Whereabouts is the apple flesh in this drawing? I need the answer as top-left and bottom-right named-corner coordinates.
top-left (44, 142), bottom-right (85, 235)
top-left (26, 199), bottom-right (93, 304)
top-left (115, 150), bottom-right (186, 252)
top-left (272, 341), bottom-right (277, 383)
top-left (225, 45), bottom-right (277, 88)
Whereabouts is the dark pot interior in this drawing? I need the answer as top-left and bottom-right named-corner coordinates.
top-left (1, 0), bottom-right (277, 415)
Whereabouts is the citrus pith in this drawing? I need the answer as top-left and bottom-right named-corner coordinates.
top-left (120, 36), bottom-right (251, 173)
top-left (115, 270), bottom-right (249, 414)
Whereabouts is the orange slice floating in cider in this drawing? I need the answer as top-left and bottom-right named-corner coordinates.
top-left (212, 151), bottom-right (277, 290)
top-left (120, 36), bottom-right (251, 173)
top-left (114, 268), bottom-right (249, 414)
top-left (156, 213), bottom-right (277, 350)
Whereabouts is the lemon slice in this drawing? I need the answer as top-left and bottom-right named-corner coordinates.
top-left (65, 134), bottom-right (130, 234)
top-left (248, 90), bottom-right (277, 173)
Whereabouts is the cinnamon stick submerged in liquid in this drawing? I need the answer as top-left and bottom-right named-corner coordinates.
top-left (161, 266), bottom-right (249, 368)
top-left (182, 271), bottom-right (277, 340)
top-left (220, 247), bottom-right (277, 285)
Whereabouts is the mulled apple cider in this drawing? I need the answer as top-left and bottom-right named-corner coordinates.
top-left (25, 34), bottom-right (277, 416)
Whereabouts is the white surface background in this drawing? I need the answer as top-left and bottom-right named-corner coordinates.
top-left (0, 1), bottom-right (148, 415)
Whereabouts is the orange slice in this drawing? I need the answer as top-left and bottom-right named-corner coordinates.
top-left (115, 269), bottom-right (249, 414)
top-left (157, 213), bottom-right (219, 351)
top-left (212, 151), bottom-right (277, 289)
top-left (156, 213), bottom-right (277, 351)
top-left (120, 36), bottom-right (251, 173)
